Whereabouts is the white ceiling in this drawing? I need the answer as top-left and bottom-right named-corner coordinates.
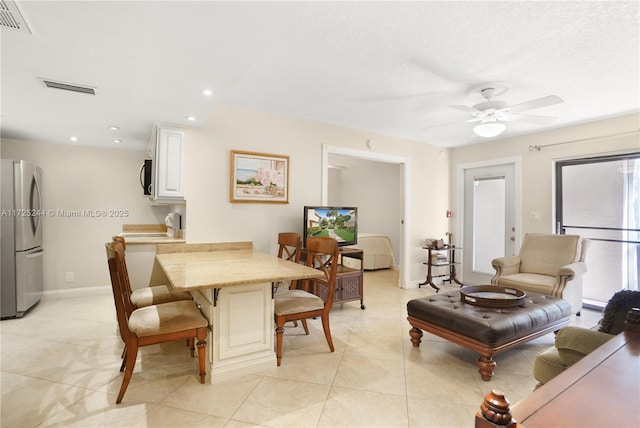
top-left (1, 1), bottom-right (638, 151)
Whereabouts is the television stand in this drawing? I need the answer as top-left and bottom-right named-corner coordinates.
top-left (301, 247), bottom-right (365, 309)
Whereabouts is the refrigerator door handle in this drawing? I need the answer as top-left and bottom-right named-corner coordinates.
top-left (30, 171), bottom-right (43, 240)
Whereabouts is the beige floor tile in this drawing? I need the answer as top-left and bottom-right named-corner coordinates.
top-left (37, 390), bottom-right (151, 427)
top-left (129, 403), bottom-right (229, 428)
top-left (407, 396), bottom-right (478, 428)
top-left (350, 316), bottom-right (404, 338)
top-left (224, 420), bottom-right (270, 428)
top-left (317, 386), bottom-right (408, 428)
top-left (332, 353), bottom-right (406, 396)
top-left (231, 377), bottom-right (330, 428)
top-left (100, 364), bottom-right (193, 404)
top-left (264, 349), bottom-right (342, 384)
top-left (281, 321), bottom-right (349, 354)
top-left (345, 332), bottom-right (405, 361)
top-left (161, 374), bottom-right (262, 418)
top-left (404, 359), bottom-right (485, 406)
top-left (1, 372), bottom-right (93, 428)
top-left (0, 269), bottom-right (606, 428)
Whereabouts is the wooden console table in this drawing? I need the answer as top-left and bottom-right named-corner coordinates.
top-left (419, 245), bottom-right (463, 291)
top-left (512, 330), bottom-right (640, 427)
top-left (474, 309), bottom-right (640, 428)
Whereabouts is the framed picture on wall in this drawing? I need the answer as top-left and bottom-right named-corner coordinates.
top-left (230, 150), bottom-right (289, 203)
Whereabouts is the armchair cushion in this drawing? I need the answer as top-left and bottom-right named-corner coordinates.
top-left (518, 234), bottom-right (580, 276)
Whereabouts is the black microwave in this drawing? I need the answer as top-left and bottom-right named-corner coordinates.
top-left (140, 159), bottom-right (152, 195)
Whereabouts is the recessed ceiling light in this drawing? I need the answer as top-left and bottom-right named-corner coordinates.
top-left (70, 136), bottom-right (79, 142)
top-left (186, 115), bottom-right (196, 121)
top-left (113, 139), bottom-right (122, 144)
top-left (202, 89), bottom-right (213, 96)
top-left (109, 125), bottom-right (120, 130)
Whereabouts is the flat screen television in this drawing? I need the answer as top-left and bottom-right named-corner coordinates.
top-left (303, 206), bottom-right (358, 247)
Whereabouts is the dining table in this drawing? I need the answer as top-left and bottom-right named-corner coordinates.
top-left (155, 241), bottom-right (323, 382)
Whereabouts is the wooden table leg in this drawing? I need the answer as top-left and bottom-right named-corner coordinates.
top-left (477, 355), bottom-right (497, 381)
top-left (409, 327), bottom-right (423, 347)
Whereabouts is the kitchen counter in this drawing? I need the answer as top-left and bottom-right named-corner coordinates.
top-left (120, 224), bottom-right (185, 245)
top-left (117, 224), bottom-right (184, 288)
top-left (119, 234), bottom-right (185, 245)
top-left (156, 243), bottom-right (324, 382)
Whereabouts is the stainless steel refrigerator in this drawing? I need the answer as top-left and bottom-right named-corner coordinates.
top-left (1, 159), bottom-right (44, 318)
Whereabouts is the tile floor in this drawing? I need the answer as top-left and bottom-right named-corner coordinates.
top-left (1, 270), bottom-right (601, 428)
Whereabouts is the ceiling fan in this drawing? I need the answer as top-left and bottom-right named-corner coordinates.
top-left (427, 82), bottom-right (564, 138)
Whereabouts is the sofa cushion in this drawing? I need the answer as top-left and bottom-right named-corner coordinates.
top-left (519, 234), bottom-right (580, 276)
top-left (533, 347), bottom-right (567, 385)
top-left (555, 326), bottom-right (614, 365)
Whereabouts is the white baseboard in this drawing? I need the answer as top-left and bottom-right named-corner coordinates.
top-left (42, 285), bottom-right (111, 300)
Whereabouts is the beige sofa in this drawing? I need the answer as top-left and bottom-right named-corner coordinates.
top-left (491, 233), bottom-right (589, 315)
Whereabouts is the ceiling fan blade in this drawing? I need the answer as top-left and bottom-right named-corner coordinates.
top-left (501, 95), bottom-right (563, 114)
top-left (506, 113), bottom-right (559, 125)
top-left (422, 117), bottom-right (480, 130)
top-left (449, 105), bottom-right (481, 114)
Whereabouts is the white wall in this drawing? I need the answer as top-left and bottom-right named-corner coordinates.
top-left (449, 113), bottom-right (639, 239)
top-left (1, 139), bottom-right (175, 296)
top-left (185, 104), bottom-right (449, 286)
top-left (2, 111), bottom-right (635, 295)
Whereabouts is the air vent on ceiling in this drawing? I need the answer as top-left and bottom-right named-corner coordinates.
top-left (39, 78), bottom-right (97, 95)
top-left (0, 0), bottom-right (32, 34)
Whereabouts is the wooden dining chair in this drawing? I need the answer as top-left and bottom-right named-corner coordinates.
top-left (274, 236), bottom-right (339, 366)
top-left (112, 236), bottom-right (192, 308)
top-left (105, 241), bottom-right (208, 403)
top-left (276, 232), bottom-right (302, 290)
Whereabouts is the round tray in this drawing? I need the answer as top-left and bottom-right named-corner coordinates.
top-left (460, 285), bottom-right (526, 308)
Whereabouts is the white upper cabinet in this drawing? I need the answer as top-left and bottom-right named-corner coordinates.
top-left (148, 124), bottom-right (186, 204)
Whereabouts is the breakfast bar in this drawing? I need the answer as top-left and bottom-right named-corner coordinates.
top-left (155, 241), bottom-right (323, 382)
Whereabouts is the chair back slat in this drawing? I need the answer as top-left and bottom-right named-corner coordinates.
top-left (105, 242), bottom-right (134, 343)
top-left (304, 237), bottom-right (339, 306)
top-left (112, 236), bottom-right (135, 297)
top-left (277, 233), bottom-right (301, 263)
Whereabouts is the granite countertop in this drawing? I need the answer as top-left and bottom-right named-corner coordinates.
top-left (120, 224), bottom-right (186, 245)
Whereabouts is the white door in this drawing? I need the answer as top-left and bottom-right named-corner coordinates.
top-left (463, 163), bottom-right (516, 284)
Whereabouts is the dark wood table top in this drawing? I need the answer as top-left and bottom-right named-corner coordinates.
top-left (511, 330), bottom-right (640, 428)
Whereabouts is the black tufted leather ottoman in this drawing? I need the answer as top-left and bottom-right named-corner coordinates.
top-left (407, 289), bottom-right (571, 381)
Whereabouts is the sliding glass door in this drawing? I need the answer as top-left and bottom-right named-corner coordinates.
top-left (556, 152), bottom-right (639, 307)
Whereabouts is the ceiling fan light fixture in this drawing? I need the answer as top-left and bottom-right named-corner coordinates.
top-left (473, 122), bottom-right (506, 138)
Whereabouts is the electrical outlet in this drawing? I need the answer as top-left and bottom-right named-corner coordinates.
top-left (65, 272), bottom-right (74, 283)
top-left (530, 211), bottom-right (541, 221)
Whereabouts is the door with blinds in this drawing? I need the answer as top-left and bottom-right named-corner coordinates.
top-left (463, 163), bottom-right (516, 285)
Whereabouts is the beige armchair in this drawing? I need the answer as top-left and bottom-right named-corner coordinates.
top-left (491, 233), bottom-right (589, 315)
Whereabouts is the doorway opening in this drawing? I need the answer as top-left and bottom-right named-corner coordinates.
top-left (322, 145), bottom-right (409, 288)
